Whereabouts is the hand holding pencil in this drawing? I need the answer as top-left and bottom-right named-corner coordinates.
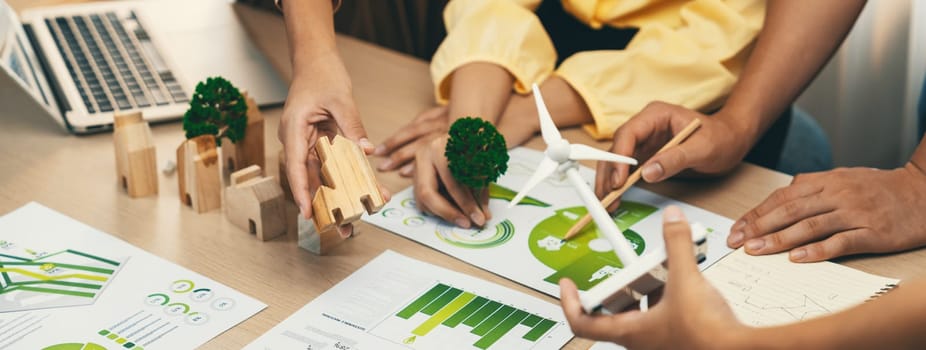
top-left (565, 118), bottom-right (701, 239)
top-left (571, 102), bottom-right (753, 240)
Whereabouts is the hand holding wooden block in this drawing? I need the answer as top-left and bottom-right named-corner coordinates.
top-left (311, 135), bottom-right (386, 232)
top-left (224, 165), bottom-right (286, 241)
top-left (113, 112), bottom-right (157, 197)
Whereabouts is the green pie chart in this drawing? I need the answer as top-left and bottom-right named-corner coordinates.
top-left (529, 202), bottom-right (657, 290)
top-left (42, 343), bottom-right (107, 350)
top-left (435, 220), bottom-right (515, 249)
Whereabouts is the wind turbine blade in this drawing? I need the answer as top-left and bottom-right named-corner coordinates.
top-left (569, 144), bottom-right (638, 165)
top-left (532, 84), bottom-right (562, 145)
top-left (508, 157), bottom-right (558, 208)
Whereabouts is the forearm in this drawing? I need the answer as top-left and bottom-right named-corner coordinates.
top-left (743, 279), bottom-right (926, 349)
top-left (719, 0), bottom-right (866, 144)
top-left (446, 62), bottom-right (515, 125)
top-left (282, 0), bottom-right (338, 78)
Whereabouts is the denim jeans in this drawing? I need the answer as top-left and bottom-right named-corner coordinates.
top-left (745, 106), bottom-right (833, 175)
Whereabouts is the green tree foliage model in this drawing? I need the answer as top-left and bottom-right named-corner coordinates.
top-left (445, 117), bottom-right (509, 189)
top-left (182, 76), bottom-right (247, 145)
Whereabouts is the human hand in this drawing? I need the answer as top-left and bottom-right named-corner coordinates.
top-left (413, 134), bottom-right (490, 229)
top-left (560, 206), bottom-right (746, 349)
top-left (596, 102), bottom-right (749, 209)
top-left (278, 52), bottom-right (383, 236)
top-left (374, 106), bottom-right (449, 177)
top-left (729, 164), bottom-right (926, 262)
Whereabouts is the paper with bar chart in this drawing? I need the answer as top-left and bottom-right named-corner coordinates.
top-left (245, 250), bottom-right (573, 350)
top-left (364, 147), bottom-right (736, 297)
top-left (0, 203), bottom-right (265, 350)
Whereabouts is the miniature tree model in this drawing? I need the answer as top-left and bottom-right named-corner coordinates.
top-left (445, 117), bottom-right (509, 189)
top-left (182, 76), bottom-right (247, 145)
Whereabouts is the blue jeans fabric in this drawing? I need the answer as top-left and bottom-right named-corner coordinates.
top-left (745, 106), bottom-right (833, 175)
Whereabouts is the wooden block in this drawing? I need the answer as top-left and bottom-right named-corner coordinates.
top-left (278, 149), bottom-right (294, 202)
top-left (297, 215), bottom-right (349, 255)
top-left (311, 135), bottom-right (385, 232)
top-left (177, 135), bottom-right (222, 213)
top-left (222, 91), bottom-right (265, 175)
top-left (113, 112), bottom-right (158, 197)
top-left (224, 165), bottom-right (286, 241)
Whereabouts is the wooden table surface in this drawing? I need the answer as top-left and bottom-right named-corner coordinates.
top-left (4, 1), bottom-right (926, 349)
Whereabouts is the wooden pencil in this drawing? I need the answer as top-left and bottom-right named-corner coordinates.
top-left (562, 118), bottom-right (702, 240)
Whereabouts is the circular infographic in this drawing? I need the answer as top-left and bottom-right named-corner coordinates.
top-left (435, 220), bottom-right (515, 249)
top-left (400, 198), bottom-right (417, 209)
top-left (145, 293), bottom-right (170, 306)
top-left (381, 208), bottom-right (404, 218)
top-left (165, 302), bottom-right (190, 316)
top-left (42, 343), bottom-right (107, 350)
top-left (170, 279), bottom-right (195, 293)
top-left (186, 312), bottom-right (210, 325)
top-left (529, 202), bottom-right (657, 290)
top-left (190, 288), bottom-right (214, 302)
top-left (403, 216), bottom-right (426, 227)
top-left (212, 297), bottom-right (236, 311)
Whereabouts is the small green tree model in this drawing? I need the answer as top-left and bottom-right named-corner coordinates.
top-left (182, 76), bottom-right (247, 146)
top-left (445, 117), bottom-right (509, 189)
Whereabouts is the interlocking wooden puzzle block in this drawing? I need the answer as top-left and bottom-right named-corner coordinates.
top-left (298, 215), bottom-right (350, 255)
top-left (113, 112), bottom-right (158, 197)
top-left (177, 135), bottom-right (222, 213)
top-left (224, 165), bottom-right (286, 241)
top-left (311, 135), bottom-right (386, 232)
top-left (222, 91), bottom-right (265, 174)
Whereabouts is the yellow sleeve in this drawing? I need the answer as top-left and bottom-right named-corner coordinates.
top-left (430, 0), bottom-right (555, 104)
top-left (555, 0), bottom-right (766, 140)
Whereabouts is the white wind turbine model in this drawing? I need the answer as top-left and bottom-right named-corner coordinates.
top-left (510, 85), bottom-right (710, 314)
top-left (509, 84), bottom-right (640, 266)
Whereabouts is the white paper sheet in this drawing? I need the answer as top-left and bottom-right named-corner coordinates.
top-left (245, 250), bottom-right (574, 350)
top-left (363, 147), bottom-right (735, 298)
top-left (0, 202), bottom-right (265, 349)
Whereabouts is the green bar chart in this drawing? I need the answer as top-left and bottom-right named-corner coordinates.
top-left (393, 283), bottom-right (560, 349)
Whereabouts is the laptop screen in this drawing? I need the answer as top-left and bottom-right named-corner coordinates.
top-left (0, 1), bottom-right (54, 110)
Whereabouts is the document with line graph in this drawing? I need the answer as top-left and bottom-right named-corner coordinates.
top-left (704, 248), bottom-right (899, 327)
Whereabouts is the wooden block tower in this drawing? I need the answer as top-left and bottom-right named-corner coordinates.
top-left (113, 112), bottom-right (158, 197)
top-left (177, 135), bottom-right (222, 213)
top-left (224, 165), bottom-right (286, 241)
top-left (222, 91), bottom-right (265, 174)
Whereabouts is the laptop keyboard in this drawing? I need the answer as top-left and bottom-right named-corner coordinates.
top-left (44, 11), bottom-right (188, 115)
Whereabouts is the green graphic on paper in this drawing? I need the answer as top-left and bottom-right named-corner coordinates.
top-left (0, 247), bottom-right (124, 312)
top-left (42, 343), bottom-right (107, 350)
top-left (391, 283), bottom-right (559, 349)
top-left (488, 183), bottom-right (549, 207)
top-left (435, 220), bottom-right (515, 249)
top-left (529, 202), bottom-right (657, 290)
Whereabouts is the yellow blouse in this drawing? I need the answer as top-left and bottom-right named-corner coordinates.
top-left (431, 0), bottom-right (765, 139)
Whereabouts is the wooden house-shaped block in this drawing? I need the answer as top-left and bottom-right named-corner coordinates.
top-left (222, 91), bottom-right (265, 175)
top-left (224, 165), bottom-right (286, 241)
top-left (113, 112), bottom-right (158, 197)
top-left (177, 135), bottom-right (222, 213)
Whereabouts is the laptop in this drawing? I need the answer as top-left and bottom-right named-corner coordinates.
top-left (0, 0), bottom-right (287, 133)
